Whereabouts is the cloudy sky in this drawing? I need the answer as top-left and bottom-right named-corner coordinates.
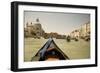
top-left (24, 11), bottom-right (90, 35)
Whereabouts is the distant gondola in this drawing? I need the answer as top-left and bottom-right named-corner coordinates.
top-left (31, 38), bottom-right (69, 61)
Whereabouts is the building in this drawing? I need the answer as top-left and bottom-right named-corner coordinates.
top-left (80, 22), bottom-right (90, 38)
top-left (24, 18), bottom-right (45, 38)
top-left (69, 22), bottom-right (90, 39)
top-left (70, 29), bottom-right (80, 39)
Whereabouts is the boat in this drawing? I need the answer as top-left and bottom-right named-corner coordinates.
top-left (31, 38), bottom-right (69, 61)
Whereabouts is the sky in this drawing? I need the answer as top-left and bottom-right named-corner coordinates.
top-left (24, 11), bottom-right (90, 35)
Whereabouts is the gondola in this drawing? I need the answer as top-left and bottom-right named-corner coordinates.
top-left (31, 38), bottom-right (69, 61)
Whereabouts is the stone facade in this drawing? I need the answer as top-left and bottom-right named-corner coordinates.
top-left (70, 29), bottom-right (80, 39)
top-left (24, 19), bottom-right (45, 38)
top-left (70, 22), bottom-right (90, 39)
top-left (80, 22), bottom-right (90, 38)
